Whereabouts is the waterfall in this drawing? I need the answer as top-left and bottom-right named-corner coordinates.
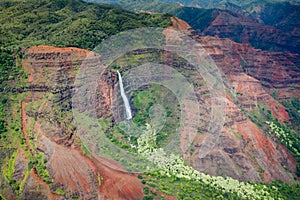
top-left (117, 71), bottom-right (132, 120)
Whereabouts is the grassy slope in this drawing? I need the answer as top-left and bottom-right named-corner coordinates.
top-left (86, 0), bottom-right (216, 33)
top-left (0, 0), bottom-right (171, 50)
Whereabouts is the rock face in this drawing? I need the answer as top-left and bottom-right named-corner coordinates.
top-left (14, 17), bottom-right (300, 199)
top-left (227, 73), bottom-right (290, 123)
top-left (12, 148), bottom-right (28, 183)
top-left (194, 35), bottom-right (300, 100)
top-left (170, 5), bottom-right (300, 53)
top-left (19, 46), bottom-right (143, 199)
top-left (21, 169), bottom-right (61, 200)
top-left (165, 17), bottom-right (299, 182)
top-left (200, 10), bottom-right (300, 54)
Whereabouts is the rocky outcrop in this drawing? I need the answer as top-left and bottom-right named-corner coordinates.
top-left (12, 148), bottom-right (28, 183)
top-left (192, 30), bottom-right (300, 100)
top-left (166, 17), bottom-right (298, 182)
top-left (201, 10), bottom-right (300, 53)
top-left (227, 73), bottom-right (290, 123)
top-left (20, 46), bottom-right (143, 199)
top-left (21, 169), bottom-right (61, 200)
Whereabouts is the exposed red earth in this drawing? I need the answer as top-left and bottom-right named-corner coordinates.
top-left (165, 17), bottom-right (298, 182)
top-left (19, 46), bottom-right (144, 199)
top-left (8, 16), bottom-right (299, 199)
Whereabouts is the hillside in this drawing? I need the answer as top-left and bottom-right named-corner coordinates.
top-left (0, 0), bottom-right (171, 50)
top-left (150, 0), bottom-right (300, 32)
top-left (0, 0), bottom-right (171, 92)
top-left (258, 2), bottom-right (300, 31)
top-left (85, 0), bottom-right (300, 53)
top-left (1, 0), bottom-right (300, 199)
top-left (157, 0), bottom-right (300, 9)
top-left (0, 0), bottom-right (171, 199)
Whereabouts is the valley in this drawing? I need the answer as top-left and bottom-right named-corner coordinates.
top-left (0, 0), bottom-right (300, 199)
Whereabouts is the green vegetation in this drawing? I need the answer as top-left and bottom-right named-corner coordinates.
top-left (0, 0), bottom-right (171, 50)
top-left (248, 104), bottom-right (273, 128)
top-left (74, 110), bottom-right (154, 172)
top-left (0, 48), bottom-right (16, 86)
top-left (81, 143), bottom-right (93, 158)
top-left (19, 169), bottom-right (30, 195)
top-left (0, 92), bottom-right (27, 198)
top-left (3, 151), bottom-right (19, 191)
top-left (0, 0), bottom-right (171, 198)
top-left (137, 124), bottom-right (300, 199)
top-left (87, 0), bottom-right (181, 13)
top-left (261, 181), bottom-right (300, 200)
top-left (260, 2), bottom-right (300, 31)
top-left (132, 84), bottom-right (181, 147)
top-left (3, 152), bottom-right (16, 182)
top-left (0, 194), bottom-right (7, 200)
top-left (172, 7), bottom-right (215, 32)
top-left (0, 101), bottom-right (7, 134)
top-left (266, 121), bottom-right (300, 157)
top-left (35, 152), bottom-right (52, 184)
top-left (97, 173), bottom-right (102, 186)
top-left (248, 103), bottom-right (300, 177)
top-left (88, 0), bottom-right (300, 53)
top-left (88, 0), bottom-right (215, 32)
top-left (282, 98), bottom-right (300, 175)
top-left (0, 48), bottom-right (28, 94)
top-left (27, 152), bottom-right (52, 184)
top-left (85, 52), bottom-right (184, 168)
top-left (282, 98), bottom-right (300, 130)
top-left (55, 188), bottom-right (66, 195)
top-left (0, 102), bottom-right (32, 198)
top-left (266, 121), bottom-right (300, 176)
top-left (1, 0), bottom-right (299, 199)
top-left (98, 117), bottom-right (137, 152)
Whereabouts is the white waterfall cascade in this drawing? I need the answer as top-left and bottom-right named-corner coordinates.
top-left (117, 70), bottom-right (133, 120)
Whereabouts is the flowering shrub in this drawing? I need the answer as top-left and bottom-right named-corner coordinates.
top-left (266, 121), bottom-right (300, 157)
top-left (137, 124), bottom-right (276, 199)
